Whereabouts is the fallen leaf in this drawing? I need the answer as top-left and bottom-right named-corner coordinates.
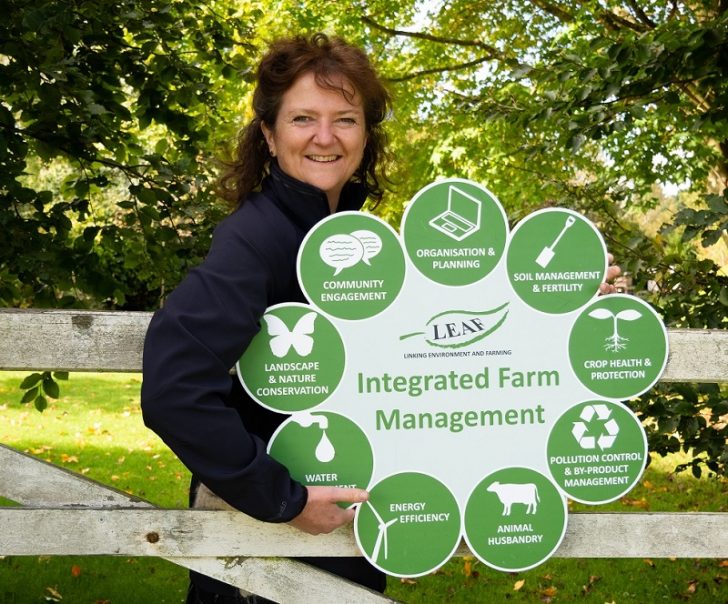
top-left (71, 565), bottom-right (81, 577)
top-left (581, 574), bottom-right (601, 594)
top-left (685, 579), bottom-right (698, 594)
top-left (463, 557), bottom-right (472, 577)
top-left (621, 496), bottom-right (650, 509)
top-left (643, 558), bottom-right (655, 567)
top-left (45, 586), bottom-right (62, 601)
top-left (719, 560), bottom-right (728, 568)
top-left (513, 579), bottom-right (525, 591)
top-left (540, 586), bottom-right (557, 597)
top-left (400, 578), bottom-right (416, 585)
top-left (642, 480), bottom-right (653, 489)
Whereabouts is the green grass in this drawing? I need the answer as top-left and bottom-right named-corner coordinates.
top-left (1, 372), bottom-right (727, 603)
top-left (0, 372), bottom-right (190, 604)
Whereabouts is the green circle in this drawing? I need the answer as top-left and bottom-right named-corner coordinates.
top-left (569, 294), bottom-right (668, 399)
top-left (547, 400), bottom-right (647, 504)
top-left (401, 179), bottom-right (508, 286)
top-left (297, 212), bottom-right (405, 320)
top-left (268, 411), bottom-right (374, 505)
top-left (354, 472), bottom-right (461, 577)
top-left (507, 209), bottom-right (606, 314)
top-left (236, 303), bottom-right (344, 412)
top-left (463, 467), bottom-right (567, 572)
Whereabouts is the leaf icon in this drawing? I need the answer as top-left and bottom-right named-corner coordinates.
top-left (616, 309), bottom-right (642, 321)
top-left (588, 308), bottom-right (613, 320)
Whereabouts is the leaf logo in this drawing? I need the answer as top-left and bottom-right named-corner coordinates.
top-left (264, 312), bottom-right (317, 358)
top-left (400, 302), bottom-right (509, 349)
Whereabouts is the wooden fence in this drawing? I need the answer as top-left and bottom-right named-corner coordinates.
top-left (1, 309), bottom-right (727, 603)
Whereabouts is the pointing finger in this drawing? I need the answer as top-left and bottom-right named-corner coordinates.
top-left (328, 487), bottom-right (369, 504)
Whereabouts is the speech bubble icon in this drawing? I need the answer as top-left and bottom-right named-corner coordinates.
top-left (351, 230), bottom-right (382, 265)
top-left (320, 234), bottom-right (364, 275)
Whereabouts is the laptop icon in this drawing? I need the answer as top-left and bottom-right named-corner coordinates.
top-left (429, 185), bottom-right (482, 241)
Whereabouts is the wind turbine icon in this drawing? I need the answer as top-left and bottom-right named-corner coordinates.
top-left (367, 501), bottom-right (398, 562)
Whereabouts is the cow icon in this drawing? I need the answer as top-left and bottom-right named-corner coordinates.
top-left (487, 481), bottom-right (540, 515)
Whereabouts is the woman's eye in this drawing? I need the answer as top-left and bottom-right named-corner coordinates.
top-left (292, 115), bottom-right (312, 123)
top-left (338, 117), bottom-right (357, 125)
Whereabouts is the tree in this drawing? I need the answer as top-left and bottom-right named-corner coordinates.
top-left (1, 0), bottom-right (255, 309)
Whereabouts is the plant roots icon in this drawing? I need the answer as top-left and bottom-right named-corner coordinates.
top-left (588, 308), bottom-right (642, 352)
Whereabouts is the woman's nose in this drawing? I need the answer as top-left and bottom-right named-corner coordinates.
top-left (312, 121), bottom-right (335, 145)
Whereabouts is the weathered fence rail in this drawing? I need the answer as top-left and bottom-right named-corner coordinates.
top-left (1, 309), bottom-right (727, 602)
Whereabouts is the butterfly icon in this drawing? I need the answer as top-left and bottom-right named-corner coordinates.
top-left (263, 312), bottom-right (317, 358)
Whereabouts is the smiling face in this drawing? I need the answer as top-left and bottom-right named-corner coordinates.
top-left (261, 72), bottom-right (367, 212)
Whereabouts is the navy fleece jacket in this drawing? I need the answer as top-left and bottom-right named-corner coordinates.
top-left (140, 163), bottom-right (366, 522)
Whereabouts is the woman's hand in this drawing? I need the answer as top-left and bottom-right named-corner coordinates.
top-left (288, 485), bottom-right (369, 535)
top-left (598, 253), bottom-right (623, 295)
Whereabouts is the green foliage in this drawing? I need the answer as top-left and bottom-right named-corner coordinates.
top-left (597, 194), bottom-right (728, 477)
top-left (18, 370), bottom-right (67, 412)
top-left (351, 0), bottom-right (727, 231)
top-left (671, 189), bottom-right (728, 250)
top-left (1, 0), bottom-right (253, 309)
top-left (511, 10), bottom-right (728, 195)
top-left (633, 382), bottom-right (728, 479)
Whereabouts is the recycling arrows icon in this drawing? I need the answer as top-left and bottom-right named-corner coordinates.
top-left (571, 403), bottom-right (619, 450)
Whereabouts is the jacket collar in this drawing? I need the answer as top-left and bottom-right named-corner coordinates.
top-left (262, 161), bottom-right (368, 232)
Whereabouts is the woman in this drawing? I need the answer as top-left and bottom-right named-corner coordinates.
top-left (141, 34), bottom-right (391, 604)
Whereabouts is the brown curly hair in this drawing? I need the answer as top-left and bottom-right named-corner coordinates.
top-left (218, 33), bottom-right (392, 208)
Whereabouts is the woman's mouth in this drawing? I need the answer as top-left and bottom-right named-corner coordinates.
top-left (307, 155), bottom-right (340, 163)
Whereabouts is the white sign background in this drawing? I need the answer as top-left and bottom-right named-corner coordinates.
top-left (297, 214), bottom-right (608, 505)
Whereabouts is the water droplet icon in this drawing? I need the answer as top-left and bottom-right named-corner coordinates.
top-left (315, 430), bottom-right (335, 462)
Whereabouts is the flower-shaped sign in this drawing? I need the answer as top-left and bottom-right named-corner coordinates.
top-left (237, 179), bottom-right (668, 576)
